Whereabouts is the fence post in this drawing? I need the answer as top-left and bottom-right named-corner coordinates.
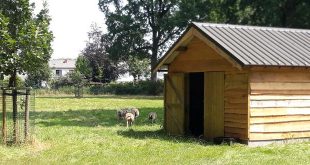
top-left (12, 89), bottom-right (18, 144)
top-left (2, 89), bottom-right (6, 144)
top-left (24, 89), bottom-right (30, 142)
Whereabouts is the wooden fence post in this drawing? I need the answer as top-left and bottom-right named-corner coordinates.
top-left (24, 89), bottom-right (30, 142)
top-left (12, 89), bottom-right (18, 144)
top-left (2, 89), bottom-right (6, 144)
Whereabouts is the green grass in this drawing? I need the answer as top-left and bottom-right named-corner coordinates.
top-left (0, 96), bottom-right (309, 164)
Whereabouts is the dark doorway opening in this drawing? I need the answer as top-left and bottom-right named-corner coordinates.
top-left (188, 72), bottom-right (204, 136)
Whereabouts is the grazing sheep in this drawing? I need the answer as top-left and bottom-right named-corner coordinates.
top-left (116, 108), bottom-right (130, 120)
top-left (131, 108), bottom-right (140, 118)
top-left (125, 112), bottom-right (135, 127)
top-left (148, 112), bottom-right (157, 123)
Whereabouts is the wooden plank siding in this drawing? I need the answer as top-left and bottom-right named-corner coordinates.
top-left (204, 72), bottom-right (225, 139)
top-left (169, 37), bottom-right (239, 73)
top-left (164, 73), bottom-right (185, 135)
top-left (224, 73), bottom-right (249, 140)
top-left (249, 71), bottom-right (310, 141)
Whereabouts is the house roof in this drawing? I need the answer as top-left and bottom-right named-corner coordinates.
top-left (49, 59), bottom-right (76, 69)
top-left (154, 22), bottom-right (310, 72)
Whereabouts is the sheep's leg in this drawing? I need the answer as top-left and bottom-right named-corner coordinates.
top-left (127, 120), bottom-right (129, 128)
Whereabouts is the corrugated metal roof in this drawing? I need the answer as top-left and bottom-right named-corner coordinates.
top-left (49, 59), bottom-right (76, 69)
top-left (193, 22), bottom-right (310, 67)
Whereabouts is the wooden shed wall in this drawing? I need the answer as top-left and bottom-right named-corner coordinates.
top-left (169, 37), bottom-right (239, 73)
top-left (168, 37), bottom-right (249, 141)
top-left (249, 71), bottom-right (310, 141)
top-left (224, 73), bottom-right (249, 140)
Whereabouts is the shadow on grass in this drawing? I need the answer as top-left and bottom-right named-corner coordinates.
top-left (36, 95), bottom-right (163, 100)
top-left (34, 107), bottom-right (164, 127)
top-left (117, 129), bottom-right (214, 146)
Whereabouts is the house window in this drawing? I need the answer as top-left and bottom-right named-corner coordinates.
top-left (69, 70), bottom-right (74, 73)
top-left (56, 70), bottom-right (62, 76)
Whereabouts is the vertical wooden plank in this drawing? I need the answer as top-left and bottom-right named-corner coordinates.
top-left (184, 74), bottom-right (190, 133)
top-left (12, 89), bottom-right (18, 144)
top-left (164, 74), bottom-right (167, 131)
top-left (165, 73), bottom-right (185, 135)
top-left (2, 89), bottom-right (6, 144)
top-left (204, 72), bottom-right (224, 139)
top-left (24, 89), bottom-right (30, 142)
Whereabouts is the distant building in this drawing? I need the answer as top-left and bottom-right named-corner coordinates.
top-left (49, 59), bottom-right (76, 78)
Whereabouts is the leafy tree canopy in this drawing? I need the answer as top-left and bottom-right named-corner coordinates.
top-left (82, 24), bottom-right (123, 83)
top-left (25, 63), bottom-right (51, 88)
top-left (0, 0), bottom-right (53, 87)
top-left (75, 55), bottom-right (92, 80)
top-left (127, 56), bottom-right (150, 83)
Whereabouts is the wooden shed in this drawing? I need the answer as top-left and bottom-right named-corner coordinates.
top-left (153, 22), bottom-right (310, 146)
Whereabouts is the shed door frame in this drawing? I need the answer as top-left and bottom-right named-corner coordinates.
top-left (204, 72), bottom-right (225, 140)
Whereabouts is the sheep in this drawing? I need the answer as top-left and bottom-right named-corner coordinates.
top-left (116, 108), bottom-right (130, 120)
top-left (148, 112), bottom-right (157, 123)
top-left (125, 112), bottom-right (135, 127)
top-left (131, 108), bottom-right (140, 118)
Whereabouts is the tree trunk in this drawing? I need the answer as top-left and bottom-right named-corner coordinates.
top-left (9, 70), bottom-right (18, 144)
top-left (151, 36), bottom-right (159, 82)
top-left (151, 53), bottom-right (158, 82)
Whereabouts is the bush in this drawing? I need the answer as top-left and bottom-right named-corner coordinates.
top-left (2, 76), bottom-right (25, 87)
top-left (50, 76), bottom-right (72, 89)
top-left (89, 80), bottom-right (164, 95)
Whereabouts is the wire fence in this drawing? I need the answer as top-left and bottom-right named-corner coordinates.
top-left (0, 88), bottom-right (35, 145)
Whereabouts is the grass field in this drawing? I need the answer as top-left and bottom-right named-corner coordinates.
top-left (0, 96), bottom-right (309, 164)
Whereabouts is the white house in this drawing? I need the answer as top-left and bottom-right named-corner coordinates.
top-left (49, 58), bottom-right (76, 78)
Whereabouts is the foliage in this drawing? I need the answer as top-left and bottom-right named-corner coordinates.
top-left (127, 56), bottom-right (150, 82)
top-left (82, 24), bottom-right (123, 83)
top-left (50, 71), bottom-right (86, 89)
top-left (67, 71), bottom-right (86, 87)
top-left (239, 0), bottom-right (310, 28)
top-left (75, 55), bottom-right (92, 80)
top-left (0, 0), bottom-right (53, 87)
top-left (89, 80), bottom-right (164, 95)
top-left (2, 75), bottom-right (25, 88)
top-left (99, 0), bottom-right (198, 81)
top-left (50, 76), bottom-right (72, 89)
top-left (25, 63), bottom-right (51, 88)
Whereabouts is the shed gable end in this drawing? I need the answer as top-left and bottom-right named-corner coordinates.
top-left (169, 37), bottom-right (238, 73)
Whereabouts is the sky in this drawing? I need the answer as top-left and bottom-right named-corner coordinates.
top-left (30, 0), bottom-right (106, 59)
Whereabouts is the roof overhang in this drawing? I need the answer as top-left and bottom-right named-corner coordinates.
top-left (152, 23), bottom-right (244, 73)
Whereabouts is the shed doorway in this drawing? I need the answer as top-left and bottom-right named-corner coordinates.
top-left (188, 72), bottom-right (204, 136)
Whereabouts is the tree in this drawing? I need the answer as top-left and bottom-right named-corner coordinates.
top-left (82, 24), bottom-right (122, 83)
top-left (127, 56), bottom-right (150, 83)
top-left (25, 63), bottom-right (51, 88)
top-left (239, 0), bottom-right (310, 28)
top-left (0, 0), bottom-right (53, 143)
top-left (0, 1), bottom-right (53, 87)
top-left (99, 0), bottom-right (184, 81)
top-left (75, 55), bottom-right (92, 80)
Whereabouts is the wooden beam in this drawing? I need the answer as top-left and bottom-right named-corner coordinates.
top-left (152, 28), bottom-right (194, 73)
top-left (175, 46), bottom-right (187, 52)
